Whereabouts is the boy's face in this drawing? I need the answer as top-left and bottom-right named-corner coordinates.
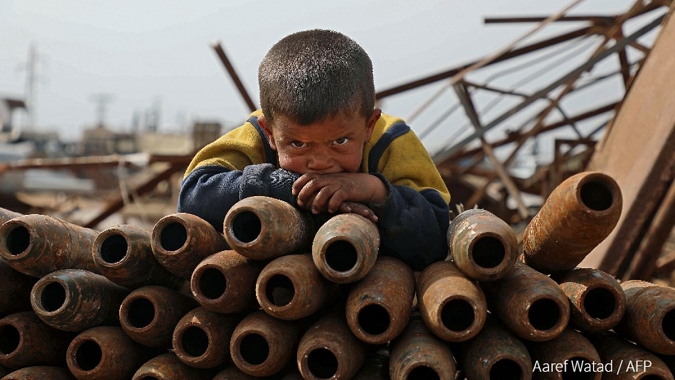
top-left (259, 109), bottom-right (381, 174)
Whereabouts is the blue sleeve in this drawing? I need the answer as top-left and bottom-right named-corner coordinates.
top-left (177, 164), bottom-right (300, 232)
top-left (368, 173), bottom-right (450, 271)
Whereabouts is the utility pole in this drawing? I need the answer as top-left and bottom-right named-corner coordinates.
top-left (89, 93), bottom-right (114, 128)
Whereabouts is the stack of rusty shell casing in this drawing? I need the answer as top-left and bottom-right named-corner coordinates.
top-left (132, 352), bottom-right (216, 380)
top-left (172, 306), bottom-right (238, 369)
top-left (151, 212), bottom-right (229, 279)
top-left (223, 196), bottom-right (314, 260)
top-left (0, 258), bottom-right (36, 314)
top-left (522, 171), bottom-right (622, 274)
top-left (0, 312), bottom-right (72, 370)
top-left (526, 329), bottom-right (601, 380)
top-left (0, 214), bottom-right (99, 277)
top-left (448, 208), bottom-right (518, 281)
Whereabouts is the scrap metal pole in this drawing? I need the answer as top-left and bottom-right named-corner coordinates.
top-left (212, 41), bottom-right (257, 113)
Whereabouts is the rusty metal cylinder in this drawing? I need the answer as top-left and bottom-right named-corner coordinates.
top-left (297, 311), bottom-right (367, 380)
top-left (256, 253), bottom-right (336, 320)
top-left (230, 311), bottom-right (300, 377)
top-left (312, 213), bottom-right (379, 284)
top-left (389, 317), bottom-right (457, 380)
top-left (448, 208), bottom-right (518, 281)
top-left (523, 171), bottom-right (622, 274)
top-left (352, 352), bottom-right (389, 380)
top-left (460, 317), bottom-right (533, 380)
top-left (346, 256), bottom-right (415, 345)
top-left (190, 250), bottom-right (260, 314)
top-left (417, 260), bottom-right (487, 342)
top-left (212, 367), bottom-right (260, 379)
top-left (0, 258), bottom-right (36, 314)
top-left (223, 196), bottom-right (313, 261)
top-left (527, 329), bottom-right (601, 380)
top-left (66, 326), bottom-right (154, 380)
top-left (0, 207), bottom-right (21, 225)
top-left (119, 285), bottom-right (197, 347)
top-left (481, 262), bottom-right (570, 342)
top-left (557, 268), bottom-right (626, 333)
top-left (30, 269), bottom-right (129, 332)
top-left (615, 280), bottom-right (675, 355)
top-left (588, 332), bottom-right (674, 380)
top-left (172, 306), bottom-right (238, 369)
top-left (151, 212), bottom-right (228, 279)
top-left (132, 352), bottom-right (216, 380)
top-left (2, 366), bottom-right (75, 379)
top-left (0, 214), bottom-right (99, 277)
top-left (93, 224), bottom-right (185, 290)
top-left (0, 311), bottom-right (72, 369)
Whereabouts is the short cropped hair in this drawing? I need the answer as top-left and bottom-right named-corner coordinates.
top-left (258, 29), bottom-right (375, 125)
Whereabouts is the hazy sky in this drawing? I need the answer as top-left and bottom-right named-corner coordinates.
top-left (1, 0), bottom-right (635, 143)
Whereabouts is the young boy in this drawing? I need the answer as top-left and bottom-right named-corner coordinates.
top-left (178, 29), bottom-right (450, 270)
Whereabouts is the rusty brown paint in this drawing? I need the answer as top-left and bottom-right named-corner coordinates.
top-left (256, 253), bottom-right (337, 321)
top-left (527, 329), bottom-right (601, 380)
top-left (346, 256), bottom-right (415, 345)
top-left (481, 262), bottom-right (570, 342)
top-left (230, 311), bottom-right (300, 377)
top-left (523, 171), bottom-right (622, 274)
top-left (151, 213), bottom-right (229, 279)
top-left (417, 260), bottom-right (487, 342)
top-left (587, 332), bottom-right (674, 380)
top-left (132, 352), bottom-right (216, 380)
top-left (615, 280), bottom-right (675, 355)
top-left (93, 224), bottom-right (185, 290)
top-left (172, 306), bottom-right (238, 369)
top-left (448, 208), bottom-right (518, 281)
top-left (0, 258), bottom-right (36, 314)
top-left (190, 250), bottom-right (261, 314)
top-left (557, 268), bottom-right (626, 333)
top-left (460, 316), bottom-right (533, 380)
top-left (119, 285), bottom-right (197, 348)
top-left (0, 214), bottom-right (99, 277)
top-left (67, 326), bottom-right (154, 380)
top-left (312, 213), bottom-right (380, 284)
top-left (0, 207), bottom-right (21, 225)
top-left (2, 366), bottom-right (75, 379)
top-left (389, 317), bottom-right (457, 380)
top-left (223, 196), bottom-right (314, 261)
top-left (30, 269), bottom-right (129, 332)
top-left (297, 311), bottom-right (367, 380)
top-left (0, 312), bottom-right (73, 369)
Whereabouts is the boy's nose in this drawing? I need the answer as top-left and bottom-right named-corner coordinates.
top-left (307, 155), bottom-right (333, 172)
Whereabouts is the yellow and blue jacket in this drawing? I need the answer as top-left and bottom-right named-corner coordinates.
top-left (178, 111), bottom-right (451, 270)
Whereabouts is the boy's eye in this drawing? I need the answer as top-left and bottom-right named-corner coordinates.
top-left (334, 137), bottom-right (349, 145)
top-left (290, 141), bottom-right (307, 148)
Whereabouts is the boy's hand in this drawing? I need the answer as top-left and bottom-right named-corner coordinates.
top-left (339, 201), bottom-right (378, 222)
top-left (292, 173), bottom-right (387, 219)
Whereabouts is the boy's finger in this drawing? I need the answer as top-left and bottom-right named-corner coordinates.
top-left (292, 173), bottom-right (316, 196)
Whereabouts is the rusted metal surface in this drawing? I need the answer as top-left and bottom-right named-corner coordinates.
top-left (556, 268), bottom-right (625, 333)
top-left (523, 171), bottom-right (622, 274)
top-left (132, 352), bottom-right (216, 380)
top-left (0, 259), bottom-right (36, 314)
top-left (481, 262), bottom-right (570, 342)
top-left (352, 352), bottom-right (390, 380)
top-left (30, 269), bottom-right (129, 332)
top-left (615, 280), bottom-right (675, 355)
top-left (416, 260), bottom-right (487, 342)
top-left (297, 311), bottom-right (366, 380)
top-left (0, 207), bottom-right (21, 225)
top-left (212, 366), bottom-right (261, 380)
top-left (212, 42), bottom-right (257, 113)
top-left (2, 366), bottom-right (75, 379)
top-left (151, 212), bottom-right (228, 279)
top-left (346, 256), bottom-right (415, 345)
top-left (172, 306), bottom-right (238, 369)
top-left (0, 214), bottom-right (99, 277)
top-left (119, 285), bottom-right (197, 348)
top-left (223, 196), bottom-right (313, 261)
top-left (587, 332), bottom-right (674, 380)
top-left (230, 311), bottom-right (300, 377)
top-left (190, 250), bottom-right (261, 314)
top-left (448, 208), bottom-right (518, 281)
top-left (312, 213), bottom-right (379, 284)
top-left (460, 316), bottom-right (532, 380)
top-left (256, 253), bottom-right (337, 320)
top-left (93, 224), bottom-right (184, 290)
top-left (0, 312), bottom-right (72, 369)
top-left (66, 326), bottom-right (154, 380)
top-left (389, 317), bottom-right (457, 380)
top-left (527, 329), bottom-right (601, 380)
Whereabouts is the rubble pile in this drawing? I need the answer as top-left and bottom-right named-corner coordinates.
top-left (0, 171), bottom-right (674, 379)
